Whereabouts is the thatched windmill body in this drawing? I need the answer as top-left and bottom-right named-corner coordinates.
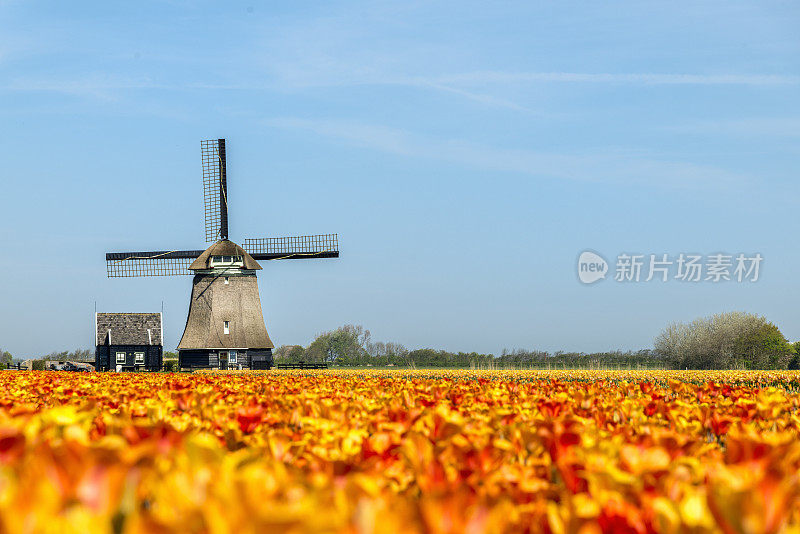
top-left (105, 139), bottom-right (339, 370)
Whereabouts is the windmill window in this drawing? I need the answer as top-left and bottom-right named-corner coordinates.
top-left (116, 352), bottom-right (126, 364)
top-left (135, 352), bottom-right (144, 364)
top-left (210, 255), bottom-right (244, 267)
top-left (224, 321), bottom-right (230, 334)
top-left (224, 276), bottom-right (229, 284)
top-left (229, 351), bottom-right (237, 363)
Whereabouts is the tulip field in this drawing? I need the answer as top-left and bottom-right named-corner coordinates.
top-left (1, 370), bottom-right (800, 533)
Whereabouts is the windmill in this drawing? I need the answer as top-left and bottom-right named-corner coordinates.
top-left (104, 139), bottom-right (339, 371)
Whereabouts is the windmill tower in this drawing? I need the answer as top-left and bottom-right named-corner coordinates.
top-left (105, 139), bottom-right (339, 370)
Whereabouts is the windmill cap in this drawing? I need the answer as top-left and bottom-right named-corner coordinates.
top-left (188, 240), bottom-right (262, 271)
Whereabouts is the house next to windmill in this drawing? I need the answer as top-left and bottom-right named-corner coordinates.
top-left (177, 240), bottom-right (274, 370)
top-left (95, 313), bottom-right (163, 371)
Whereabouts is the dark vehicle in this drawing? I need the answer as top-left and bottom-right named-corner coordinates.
top-left (63, 362), bottom-right (90, 372)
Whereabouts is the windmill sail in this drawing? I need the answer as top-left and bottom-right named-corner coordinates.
top-left (202, 139), bottom-right (229, 242)
top-left (105, 250), bottom-right (203, 277)
top-left (242, 234), bottom-right (339, 260)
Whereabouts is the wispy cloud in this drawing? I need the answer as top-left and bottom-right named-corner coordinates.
top-left (431, 71), bottom-right (800, 86)
top-left (276, 70), bottom-right (800, 89)
top-left (667, 117), bottom-right (800, 137)
top-left (266, 117), bottom-right (748, 190)
top-left (0, 73), bottom-right (544, 115)
top-left (261, 65), bottom-right (800, 115)
top-left (4, 68), bottom-right (796, 117)
top-left (0, 75), bottom-right (171, 100)
top-left (401, 81), bottom-right (541, 114)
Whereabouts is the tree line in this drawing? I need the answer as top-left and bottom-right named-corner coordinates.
top-left (274, 325), bottom-right (667, 369)
top-left (3, 311), bottom-right (795, 371)
top-left (277, 313), bottom-right (798, 370)
top-left (0, 348), bottom-right (94, 369)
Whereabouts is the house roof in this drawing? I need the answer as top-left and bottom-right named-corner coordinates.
top-left (96, 313), bottom-right (162, 346)
top-left (188, 240), bottom-right (261, 271)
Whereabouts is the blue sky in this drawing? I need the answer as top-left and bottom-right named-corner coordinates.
top-left (0, 1), bottom-right (798, 356)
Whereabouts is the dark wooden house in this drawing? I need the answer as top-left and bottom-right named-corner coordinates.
top-left (95, 313), bottom-right (163, 371)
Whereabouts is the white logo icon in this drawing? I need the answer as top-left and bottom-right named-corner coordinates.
top-left (578, 251), bottom-right (608, 284)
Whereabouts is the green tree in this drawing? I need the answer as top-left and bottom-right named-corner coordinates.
top-left (790, 342), bottom-right (800, 370)
top-left (273, 345), bottom-right (290, 362)
top-left (274, 345), bottom-right (306, 363)
top-left (407, 349), bottom-right (438, 367)
top-left (732, 323), bottom-right (795, 369)
top-left (289, 345), bottom-right (305, 362)
top-left (0, 350), bottom-right (11, 369)
top-left (43, 349), bottom-right (94, 362)
top-left (305, 325), bottom-right (369, 365)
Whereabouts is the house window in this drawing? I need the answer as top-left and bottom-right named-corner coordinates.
top-left (224, 321), bottom-right (230, 334)
top-left (229, 351), bottom-right (237, 363)
top-left (116, 352), bottom-right (126, 364)
top-left (135, 352), bottom-right (144, 365)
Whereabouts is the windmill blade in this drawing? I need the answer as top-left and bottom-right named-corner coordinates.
top-left (105, 250), bottom-right (204, 277)
top-left (201, 139), bottom-right (229, 242)
top-left (242, 234), bottom-right (339, 260)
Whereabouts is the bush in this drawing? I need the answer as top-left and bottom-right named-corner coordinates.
top-left (31, 360), bottom-right (45, 371)
top-left (163, 360), bottom-right (177, 373)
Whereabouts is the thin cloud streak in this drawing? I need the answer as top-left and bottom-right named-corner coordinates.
top-left (433, 71), bottom-right (800, 86)
top-left (0, 74), bottom-right (543, 115)
top-left (3, 67), bottom-right (796, 123)
top-left (403, 81), bottom-right (542, 115)
top-left (667, 118), bottom-right (800, 137)
top-left (6, 68), bottom-right (796, 97)
top-left (266, 117), bottom-right (749, 190)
